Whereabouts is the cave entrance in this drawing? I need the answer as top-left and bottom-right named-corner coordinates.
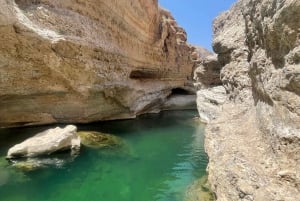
top-left (171, 88), bottom-right (193, 95)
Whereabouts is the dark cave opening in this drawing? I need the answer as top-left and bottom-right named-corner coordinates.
top-left (171, 88), bottom-right (193, 95)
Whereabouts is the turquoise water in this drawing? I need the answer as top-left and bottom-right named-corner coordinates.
top-left (0, 110), bottom-right (207, 201)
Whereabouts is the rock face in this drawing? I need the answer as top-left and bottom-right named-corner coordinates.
top-left (7, 125), bottom-right (80, 158)
top-left (198, 0), bottom-right (300, 200)
top-left (196, 86), bottom-right (226, 123)
top-left (0, 0), bottom-right (195, 127)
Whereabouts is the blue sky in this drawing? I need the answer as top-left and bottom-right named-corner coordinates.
top-left (158, 0), bottom-right (237, 51)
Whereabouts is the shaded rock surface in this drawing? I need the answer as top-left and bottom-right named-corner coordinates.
top-left (10, 156), bottom-right (75, 171)
top-left (194, 55), bottom-right (222, 89)
top-left (7, 125), bottom-right (80, 158)
top-left (0, 0), bottom-right (196, 127)
top-left (197, 0), bottom-right (300, 200)
top-left (196, 86), bottom-right (226, 123)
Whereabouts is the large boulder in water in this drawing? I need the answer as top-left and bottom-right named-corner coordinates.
top-left (77, 131), bottom-right (124, 149)
top-left (78, 131), bottom-right (138, 159)
top-left (6, 125), bottom-right (80, 159)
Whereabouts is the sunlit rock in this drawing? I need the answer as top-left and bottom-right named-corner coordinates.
top-left (196, 0), bottom-right (300, 200)
top-left (0, 0), bottom-right (196, 127)
top-left (196, 86), bottom-right (226, 123)
top-left (7, 125), bottom-right (80, 159)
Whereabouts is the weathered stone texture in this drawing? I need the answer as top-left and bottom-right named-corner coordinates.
top-left (201, 0), bottom-right (300, 200)
top-left (7, 125), bottom-right (80, 158)
top-left (0, 0), bottom-right (195, 127)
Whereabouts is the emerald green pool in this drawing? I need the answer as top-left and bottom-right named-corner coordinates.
top-left (0, 110), bottom-right (207, 201)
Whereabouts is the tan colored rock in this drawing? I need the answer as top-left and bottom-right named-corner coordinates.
top-left (194, 55), bottom-right (222, 89)
top-left (6, 125), bottom-right (80, 158)
top-left (0, 0), bottom-right (195, 127)
top-left (200, 0), bottom-right (300, 200)
top-left (196, 86), bottom-right (226, 123)
top-left (184, 175), bottom-right (214, 201)
top-left (193, 46), bottom-right (213, 60)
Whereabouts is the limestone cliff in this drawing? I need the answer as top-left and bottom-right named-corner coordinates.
top-left (0, 0), bottom-right (195, 127)
top-left (196, 0), bottom-right (300, 200)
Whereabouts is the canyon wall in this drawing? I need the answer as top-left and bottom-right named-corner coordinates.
top-left (196, 0), bottom-right (300, 200)
top-left (0, 0), bottom-right (196, 127)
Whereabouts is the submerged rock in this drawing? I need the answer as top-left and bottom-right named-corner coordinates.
top-left (0, 157), bottom-right (29, 185)
top-left (77, 131), bottom-right (124, 149)
top-left (184, 175), bottom-right (214, 201)
top-left (77, 131), bottom-right (138, 159)
top-left (12, 160), bottom-right (43, 172)
top-left (0, 157), bottom-right (10, 186)
top-left (10, 156), bottom-right (77, 172)
top-left (7, 125), bottom-right (80, 159)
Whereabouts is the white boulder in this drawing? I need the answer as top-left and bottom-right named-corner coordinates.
top-left (7, 125), bottom-right (80, 159)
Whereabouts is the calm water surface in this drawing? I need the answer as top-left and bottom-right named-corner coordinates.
top-left (0, 110), bottom-right (207, 201)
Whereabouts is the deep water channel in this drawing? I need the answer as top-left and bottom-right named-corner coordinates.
top-left (0, 110), bottom-right (208, 201)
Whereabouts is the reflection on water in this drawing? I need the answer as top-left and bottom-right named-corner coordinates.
top-left (0, 110), bottom-right (207, 201)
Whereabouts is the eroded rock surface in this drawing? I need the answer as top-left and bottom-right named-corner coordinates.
top-left (199, 0), bottom-right (300, 200)
top-left (0, 0), bottom-right (195, 127)
top-left (196, 86), bottom-right (226, 123)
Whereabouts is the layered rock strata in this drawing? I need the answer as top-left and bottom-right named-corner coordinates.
top-left (0, 0), bottom-right (195, 127)
top-left (198, 0), bottom-right (300, 200)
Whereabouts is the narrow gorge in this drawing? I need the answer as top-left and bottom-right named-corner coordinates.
top-left (0, 0), bottom-right (299, 201)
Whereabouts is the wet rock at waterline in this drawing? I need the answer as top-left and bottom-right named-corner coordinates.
top-left (77, 131), bottom-right (136, 159)
top-left (77, 131), bottom-right (124, 149)
top-left (6, 125), bottom-right (80, 159)
top-left (184, 175), bottom-right (214, 201)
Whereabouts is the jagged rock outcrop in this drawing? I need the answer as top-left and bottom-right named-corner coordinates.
top-left (194, 55), bottom-right (222, 89)
top-left (192, 46), bottom-right (213, 61)
top-left (199, 0), bottom-right (300, 200)
top-left (0, 0), bottom-right (195, 127)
